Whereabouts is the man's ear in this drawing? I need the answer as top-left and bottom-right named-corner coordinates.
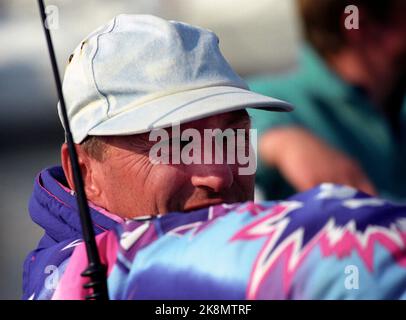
top-left (61, 143), bottom-right (101, 200)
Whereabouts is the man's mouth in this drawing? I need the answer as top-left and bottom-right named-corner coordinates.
top-left (183, 199), bottom-right (226, 212)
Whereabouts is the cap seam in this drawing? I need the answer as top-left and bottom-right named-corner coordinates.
top-left (87, 90), bottom-right (289, 137)
top-left (90, 16), bottom-right (118, 122)
top-left (79, 85), bottom-right (242, 140)
top-left (105, 84), bottom-right (251, 119)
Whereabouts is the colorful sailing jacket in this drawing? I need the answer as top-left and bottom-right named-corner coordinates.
top-left (23, 166), bottom-right (406, 300)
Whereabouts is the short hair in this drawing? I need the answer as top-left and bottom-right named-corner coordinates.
top-left (298, 0), bottom-right (401, 57)
top-left (80, 136), bottom-right (107, 162)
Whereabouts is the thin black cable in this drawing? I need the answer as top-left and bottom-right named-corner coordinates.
top-left (37, 0), bottom-right (108, 300)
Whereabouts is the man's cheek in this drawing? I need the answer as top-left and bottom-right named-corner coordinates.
top-left (148, 167), bottom-right (187, 207)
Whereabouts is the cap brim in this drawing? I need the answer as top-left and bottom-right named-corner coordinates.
top-left (88, 85), bottom-right (293, 138)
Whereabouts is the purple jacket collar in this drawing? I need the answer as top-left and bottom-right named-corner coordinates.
top-left (29, 166), bottom-right (118, 246)
top-left (23, 166), bottom-right (118, 299)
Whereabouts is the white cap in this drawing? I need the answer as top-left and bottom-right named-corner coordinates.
top-left (60, 14), bottom-right (293, 144)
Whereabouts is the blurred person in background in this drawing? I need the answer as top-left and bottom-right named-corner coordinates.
top-left (248, 0), bottom-right (406, 201)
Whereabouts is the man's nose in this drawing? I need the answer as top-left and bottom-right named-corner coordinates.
top-left (190, 163), bottom-right (234, 193)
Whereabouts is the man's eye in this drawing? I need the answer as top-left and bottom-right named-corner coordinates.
top-left (166, 137), bottom-right (192, 151)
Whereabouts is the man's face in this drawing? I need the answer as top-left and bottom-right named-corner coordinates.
top-left (84, 110), bottom-right (255, 218)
